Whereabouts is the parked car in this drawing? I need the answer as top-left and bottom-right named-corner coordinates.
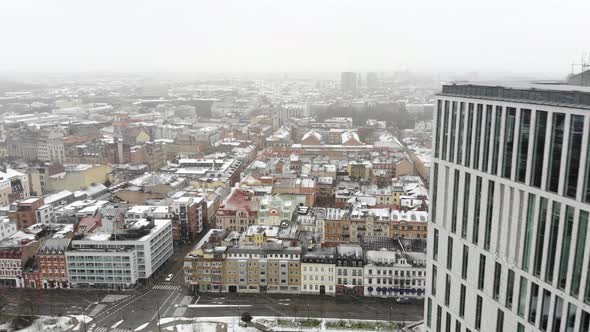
top-left (396, 297), bottom-right (412, 304)
top-left (165, 274), bottom-right (174, 282)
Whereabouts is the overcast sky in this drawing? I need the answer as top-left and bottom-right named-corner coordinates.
top-left (1, 0), bottom-right (589, 76)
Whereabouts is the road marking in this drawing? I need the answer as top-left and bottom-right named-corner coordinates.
top-left (195, 296), bottom-right (200, 304)
top-left (88, 304), bottom-right (106, 317)
top-left (187, 304), bottom-right (252, 308)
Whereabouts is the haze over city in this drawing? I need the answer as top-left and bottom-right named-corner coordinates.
top-left (1, 1), bottom-right (590, 332)
top-left (1, 0), bottom-right (589, 77)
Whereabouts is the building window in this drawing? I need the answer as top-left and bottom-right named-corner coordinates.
top-left (432, 265), bottom-right (437, 296)
top-left (472, 176), bottom-right (483, 245)
top-left (450, 101), bottom-right (457, 162)
top-left (566, 303), bottom-right (577, 331)
top-left (558, 206), bottom-right (574, 290)
top-left (502, 107), bottom-right (516, 178)
top-left (528, 282), bottom-right (539, 324)
top-left (522, 193), bottom-right (536, 272)
top-left (427, 297), bottom-right (432, 327)
top-left (436, 305), bottom-right (442, 332)
top-left (545, 201), bottom-right (561, 283)
top-left (540, 289), bottom-right (551, 331)
top-left (433, 229), bottom-right (439, 261)
top-left (473, 104), bottom-right (483, 169)
top-left (461, 245), bottom-right (468, 280)
top-left (531, 110), bottom-right (548, 187)
top-left (442, 101), bottom-right (450, 160)
top-left (506, 269), bottom-right (515, 309)
top-left (461, 173), bottom-right (471, 239)
top-left (477, 254), bottom-right (486, 290)
top-left (465, 103), bottom-right (474, 167)
top-left (484, 180), bottom-right (495, 250)
top-left (553, 295), bottom-right (563, 332)
top-left (491, 106), bottom-right (503, 175)
top-left (481, 105), bottom-right (492, 172)
top-left (518, 277), bottom-right (528, 317)
top-left (547, 112), bottom-right (565, 192)
top-left (533, 198), bottom-right (548, 277)
top-left (516, 109), bottom-right (531, 182)
top-left (566, 115), bottom-right (584, 197)
top-left (432, 163), bottom-right (439, 223)
top-left (457, 102), bottom-right (465, 164)
top-left (447, 236), bottom-right (453, 270)
top-left (444, 274), bottom-right (451, 306)
top-left (572, 210), bottom-right (588, 297)
top-left (496, 309), bottom-right (504, 332)
top-left (493, 262), bottom-right (501, 300)
top-left (459, 284), bottom-right (466, 318)
top-left (451, 170), bottom-right (460, 234)
top-left (475, 295), bottom-right (483, 330)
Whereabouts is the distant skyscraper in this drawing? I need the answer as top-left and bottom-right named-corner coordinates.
top-left (366, 72), bottom-right (378, 90)
top-left (341, 72), bottom-right (358, 95)
top-left (426, 82), bottom-right (590, 332)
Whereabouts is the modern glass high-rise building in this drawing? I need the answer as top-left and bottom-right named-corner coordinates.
top-left (426, 82), bottom-right (590, 332)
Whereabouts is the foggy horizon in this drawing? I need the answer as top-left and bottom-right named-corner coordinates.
top-left (1, 0), bottom-right (589, 78)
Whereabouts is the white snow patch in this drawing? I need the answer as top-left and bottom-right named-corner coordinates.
top-left (134, 322), bottom-right (150, 331)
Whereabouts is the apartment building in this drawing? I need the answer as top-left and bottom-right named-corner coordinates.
top-left (67, 218), bottom-right (173, 288)
top-left (364, 250), bottom-right (426, 299)
top-left (224, 243), bottom-right (301, 294)
top-left (426, 82), bottom-right (590, 332)
top-left (301, 248), bottom-right (336, 295)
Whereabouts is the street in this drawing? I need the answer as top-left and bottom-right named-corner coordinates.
top-left (0, 241), bottom-right (423, 331)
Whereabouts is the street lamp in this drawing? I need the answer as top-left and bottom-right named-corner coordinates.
top-left (306, 304), bottom-right (310, 320)
top-left (389, 306), bottom-right (392, 323)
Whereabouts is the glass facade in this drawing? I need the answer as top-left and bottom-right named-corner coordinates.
top-left (531, 111), bottom-right (548, 187)
top-left (528, 282), bottom-right (539, 323)
top-left (516, 109), bottom-right (531, 182)
top-left (502, 107), bottom-right (516, 178)
top-left (547, 112), bottom-right (565, 192)
top-left (552, 296), bottom-right (563, 332)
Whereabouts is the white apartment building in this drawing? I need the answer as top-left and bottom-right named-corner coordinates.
top-left (301, 248), bottom-right (336, 295)
top-left (67, 219), bottom-right (173, 287)
top-left (363, 250), bottom-right (426, 298)
top-left (0, 218), bottom-right (16, 241)
top-left (426, 82), bottom-right (590, 332)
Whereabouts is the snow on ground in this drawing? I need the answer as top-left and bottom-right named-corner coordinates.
top-left (137, 316), bottom-right (410, 332)
top-left (134, 322), bottom-right (150, 331)
top-left (111, 319), bottom-right (124, 328)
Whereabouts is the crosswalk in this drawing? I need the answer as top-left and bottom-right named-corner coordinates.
top-left (152, 284), bottom-right (181, 290)
top-left (92, 327), bottom-right (133, 332)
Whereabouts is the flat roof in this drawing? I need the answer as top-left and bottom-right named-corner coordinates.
top-left (439, 81), bottom-right (590, 109)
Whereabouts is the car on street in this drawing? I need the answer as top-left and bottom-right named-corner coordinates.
top-left (165, 274), bottom-right (174, 282)
top-left (396, 297), bottom-right (412, 304)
